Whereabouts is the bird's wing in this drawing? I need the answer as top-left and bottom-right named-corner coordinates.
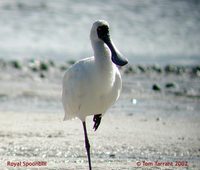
top-left (62, 58), bottom-right (94, 120)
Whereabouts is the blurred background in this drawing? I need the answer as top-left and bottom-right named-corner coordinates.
top-left (0, 0), bottom-right (200, 65)
top-left (0, 1), bottom-right (200, 168)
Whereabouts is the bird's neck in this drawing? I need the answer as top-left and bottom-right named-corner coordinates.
top-left (92, 41), bottom-right (111, 63)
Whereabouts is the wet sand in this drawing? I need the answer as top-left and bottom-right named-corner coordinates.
top-left (0, 111), bottom-right (200, 170)
top-left (0, 60), bottom-right (200, 169)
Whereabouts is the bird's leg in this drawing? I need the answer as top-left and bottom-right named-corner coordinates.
top-left (82, 121), bottom-right (92, 170)
top-left (93, 114), bottom-right (102, 131)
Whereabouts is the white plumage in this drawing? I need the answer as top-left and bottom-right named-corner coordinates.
top-left (62, 20), bottom-right (126, 121)
top-left (62, 57), bottom-right (122, 121)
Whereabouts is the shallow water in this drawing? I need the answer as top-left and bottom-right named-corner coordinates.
top-left (0, 0), bottom-right (200, 64)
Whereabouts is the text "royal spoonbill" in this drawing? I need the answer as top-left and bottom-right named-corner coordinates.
top-left (62, 20), bottom-right (128, 170)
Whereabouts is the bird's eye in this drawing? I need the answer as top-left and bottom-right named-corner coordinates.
top-left (97, 27), bottom-right (101, 31)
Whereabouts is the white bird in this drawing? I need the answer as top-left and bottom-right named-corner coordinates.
top-left (62, 20), bottom-right (128, 170)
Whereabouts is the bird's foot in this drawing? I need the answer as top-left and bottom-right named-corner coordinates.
top-left (93, 114), bottom-right (102, 131)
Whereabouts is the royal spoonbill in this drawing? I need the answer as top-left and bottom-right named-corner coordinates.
top-left (62, 20), bottom-right (128, 170)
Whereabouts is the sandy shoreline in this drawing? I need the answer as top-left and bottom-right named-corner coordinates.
top-left (0, 60), bottom-right (200, 169)
top-left (0, 111), bottom-right (200, 170)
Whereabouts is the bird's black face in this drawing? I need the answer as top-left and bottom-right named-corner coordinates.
top-left (97, 25), bottom-right (110, 41)
top-left (97, 25), bottom-right (128, 66)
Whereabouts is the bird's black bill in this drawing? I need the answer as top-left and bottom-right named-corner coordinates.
top-left (102, 36), bottom-right (128, 66)
top-left (97, 25), bottom-right (128, 66)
